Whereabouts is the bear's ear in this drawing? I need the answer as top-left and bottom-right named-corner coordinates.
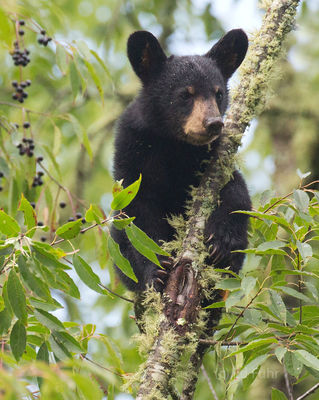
top-left (205, 29), bottom-right (248, 79)
top-left (127, 31), bottom-right (167, 82)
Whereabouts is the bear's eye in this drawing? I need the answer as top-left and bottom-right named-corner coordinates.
top-left (180, 86), bottom-right (195, 100)
top-left (215, 89), bottom-right (223, 102)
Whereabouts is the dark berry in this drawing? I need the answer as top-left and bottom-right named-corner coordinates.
top-left (12, 80), bottom-right (18, 88)
top-left (17, 86), bottom-right (23, 93)
top-left (59, 202), bottom-right (66, 208)
top-left (18, 98), bottom-right (24, 103)
top-left (22, 137), bottom-right (28, 143)
top-left (27, 150), bottom-right (34, 157)
top-left (23, 122), bottom-right (30, 129)
top-left (37, 171), bottom-right (44, 177)
top-left (68, 217), bottom-right (75, 222)
top-left (26, 79), bottom-right (31, 86)
top-left (32, 182), bottom-right (37, 187)
top-left (12, 93), bottom-right (18, 100)
top-left (18, 29), bottom-right (24, 36)
top-left (37, 179), bottom-right (43, 185)
top-left (38, 221), bottom-right (44, 226)
top-left (43, 39), bottom-right (49, 47)
top-left (20, 82), bottom-right (27, 88)
top-left (40, 29), bottom-right (46, 35)
top-left (27, 138), bottom-right (33, 143)
top-left (14, 40), bottom-right (19, 47)
top-left (22, 92), bottom-right (28, 98)
top-left (29, 144), bottom-right (35, 150)
top-left (40, 236), bottom-right (46, 242)
top-left (0, 172), bottom-right (4, 178)
top-left (19, 148), bottom-right (26, 155)
top-left (81, 218), bottom-right (86, 224)
top-left (36, 156), bottom-right (43, 162)
top-left (14, 123), bottom-right (19, 129)
top-left (38, 38), bottom-right (44, 45)
top-left (17, 143), bottom-right (22, 148)
top-left (19, 20), bottom-right (25, 25)
top-left (24, 49), bottom-right (30, 55)
top-left (30, 202), bottom-right (36, 208)
top-left (76, 212), bottom-right (82, 219)
top-left (0, 186), bottom-right (3, 192)
top-left (47, 37), bottom-right (52, 42)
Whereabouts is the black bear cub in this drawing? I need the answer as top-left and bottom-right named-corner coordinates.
top-left (111, 29), bottom-right (251, 292)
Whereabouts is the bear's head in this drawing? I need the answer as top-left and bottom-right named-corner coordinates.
top-left (127, 29), bottom-right (248, 145)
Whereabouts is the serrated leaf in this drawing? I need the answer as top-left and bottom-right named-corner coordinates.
top-left (34, 308), bottom-right (65, 332)
top-left (56, 219), bottom-right (82, 239)
top-left (112, 217), bottom-right (135, 230)
top-left (18, 194), bottom-right (37, 234)
top-left (69, 60), bottom-right (81, 99)
top-left (107, 235), bottom-right (137, 282)
top-left (0, 209), bottom-right (20, 237)
top-left (295, 350), bottom-right (319, 371)
top-left (293, 190), bottom-right (309, 213)
top-left (10, 320), bottom-right (26, 361)
top-left (129, 223), bottom-right (170, 256)
top-left (7, 269), bottom-right (27, 324)
top-left (271, 388), bottom-right (288, 400)
top-left (125, 225), bottom-right (160, 266)
top-left (111, 175), bottom-right (141, 210)
top-left (73, 254), bottom-right (106, 295)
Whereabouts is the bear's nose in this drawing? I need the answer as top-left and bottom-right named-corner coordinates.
top-left (204, 117), bottom-right (224, 135)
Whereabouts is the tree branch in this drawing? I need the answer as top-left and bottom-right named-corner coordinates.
top-left (135, 1), bottom-right (300, 398)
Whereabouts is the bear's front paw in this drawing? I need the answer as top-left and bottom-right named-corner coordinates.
top-left (151, 257), bottom-right (174, 292)
top-left (207, 232), bottom-right (245, 267)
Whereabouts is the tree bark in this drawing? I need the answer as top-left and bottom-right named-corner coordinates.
top-left (135, 1), bottom-right (300, 398)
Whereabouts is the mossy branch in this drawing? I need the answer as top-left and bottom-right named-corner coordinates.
top-left (135, 1), bottom-right (300, 399)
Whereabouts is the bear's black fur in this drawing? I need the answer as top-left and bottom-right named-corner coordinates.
top-left (111, 29), bottom-right (251, 292)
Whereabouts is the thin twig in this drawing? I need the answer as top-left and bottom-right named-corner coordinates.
top-left (80, 354), bottom-right (123, 377)
top-left (284, 366), bottom-right (294, 400)
top-left (199, 340), bottom-right (248, 346)
top-left (201, 364), bottom-right (219, 400)
top-left (296, 383), bottom-right (319, 400)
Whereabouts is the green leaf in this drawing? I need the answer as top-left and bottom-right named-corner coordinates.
top-left (73, 254), bottom-right (106, 295)
top-left (204, 300), bottom-right (225, 309)
top-left (284, 351), bottom-right (303, 377)
top-left (269, 290), bottom-right (286, 325)
top-left (10, 320), bottom-right (26, 361)
top-left (66, 113), bottom-right (93, 160)
top-left (53, 331), bottom-right (83, 353)
top-left (277, 286), bottom-right (311, 303)
top-left (73, 374), bottom-right (103, 400)
top-left (125, 225), bottom-right (160, 267)
top-left (49, 333), bottom-right (71, 360)
top-left (18, 194), bottom-right (37, 234)
top-left (18, 256), bottom-right (52, 301)
top-left (112, 217), bottom-right (135, 230)
top-left (274, 347), bottom-right (287, 363)
top-left (0, 308), bottom-right (12, 335)
top-left (293, 190), bottom-right (309, 213)
top-left (295, 349), bottom-right (319, 371)
top-left (0, 209), bottom-right (20, 237)
top-left (90, 49), bottom-right (112, 81)
top-left (225, 289), bottom-right (245, 311)
top-left (234, 354), bottom-right (268, 383)
top-left (227, 338), bottom-right (277, 357)
top-left (241, 276), bottom-right (257, 294)
top-left (30, 297), bottom-right (63, 312)
top-left (7, 269), bottom-right (27, 324)
top-left (107, 235), bottom-right (137, 282)
top-left (56, 219), bottom-right (82, 239)
top-left (69, 60), bottom-right (81, 99)
top-left (37, 342), bottom-right (49, 363)
top-left (0, 8), bottom-right (13, 46)
top-left (257, 241), bottom-right (286, 251)
top-left (83, 58), bottom-right (104, 105)
top-left (34, 308), bottom-right (65, 332)
top-left (271, 388), bottom-right (288, 400)
top-left (85, 204), bottom-right (104, 224)
top-left (111, 175), bottom-right (141, 211)
top-left (128, 223), bottom-right (170, 256)
top-left (296, 241), bottom-right (313, 261)
top-left (56, 44), bottom-right (68, 75)
top-left (43, 144), bottom-right (62, 179)
top-left (216, 278), bottom-right (241, 291)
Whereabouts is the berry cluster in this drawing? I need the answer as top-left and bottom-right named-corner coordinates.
top-left (17, 137), bottom-right (34, 157)
top-left (32, 171), bottom-right (44, 187)
top-left (0, 171), bottom-right (4, 192)
top-left (11, 41), bottom-right (30, 67)
top-left (38, 30), bottom-right (52, 46)
top-left (12, 80), bottom-right (31, 103)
